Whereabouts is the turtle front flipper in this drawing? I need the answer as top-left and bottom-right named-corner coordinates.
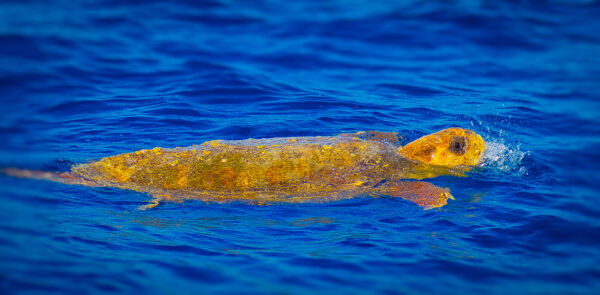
top-left (338, 131), bottom-right (401, 145)
top-left (385, 181), bottom-right (454, 209)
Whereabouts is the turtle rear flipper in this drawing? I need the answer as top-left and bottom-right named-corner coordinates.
top-left (2, 168), bottom-right (97, 187)
top-left (385, 181), bottom-right (454, 209)
top-left (138, 196), bottom-right (162, 210)
top-left (138, 194), bottom-right (176, 210)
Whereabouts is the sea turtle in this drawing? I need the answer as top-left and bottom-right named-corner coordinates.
top-left (3, 127), bottom-right (486, 210)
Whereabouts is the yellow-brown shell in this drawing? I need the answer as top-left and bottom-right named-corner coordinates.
top-left (72, 136), bottom-right (422, 195)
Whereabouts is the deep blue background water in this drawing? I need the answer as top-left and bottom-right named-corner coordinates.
top-left (1, 0), bottom-right (600, 294)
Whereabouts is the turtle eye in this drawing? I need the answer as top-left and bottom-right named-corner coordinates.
top-left (449, 136), bottom-right (466, 155)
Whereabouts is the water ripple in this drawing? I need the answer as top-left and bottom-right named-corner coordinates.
top-left (1, 0), bottom-right (600, 294)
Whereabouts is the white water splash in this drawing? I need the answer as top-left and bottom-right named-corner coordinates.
top-left (481, 140), bottom-right (528, 176)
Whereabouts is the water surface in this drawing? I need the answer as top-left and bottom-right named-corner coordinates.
top-left (1, 0), bottom-right (599, 294)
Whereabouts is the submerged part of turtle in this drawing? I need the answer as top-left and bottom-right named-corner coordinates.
top-left (3, 127), bottom-right (486, 210)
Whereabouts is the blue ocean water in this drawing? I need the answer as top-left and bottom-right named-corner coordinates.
top-left (1, 0), bottom-right (600, 294)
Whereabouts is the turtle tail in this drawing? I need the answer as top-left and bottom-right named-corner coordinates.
top-left (1, 168), bottom-right (96, 186)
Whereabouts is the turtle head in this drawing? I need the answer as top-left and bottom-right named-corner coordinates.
top-left (398, 127), bottom-right (486, 168)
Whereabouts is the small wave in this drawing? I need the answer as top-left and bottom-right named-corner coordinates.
top-left (482, 139), bottom-right (528, 177)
